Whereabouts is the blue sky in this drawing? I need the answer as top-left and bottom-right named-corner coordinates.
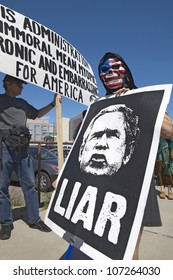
top-left (0, 0), bottom-right (173, 122)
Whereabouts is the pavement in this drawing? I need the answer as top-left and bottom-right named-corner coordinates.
top-left (0, 186), bottom-right (173, 260)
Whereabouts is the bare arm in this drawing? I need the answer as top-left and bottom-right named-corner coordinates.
top-left (161, 113), bottom-right (173, 139)
top-left (37, 94), bottom-right (57, 118)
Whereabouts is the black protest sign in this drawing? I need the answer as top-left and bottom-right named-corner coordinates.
top-left (45, 85), bottom-right (172, 259)
top-left (0, 5), bottom-right (98, 105)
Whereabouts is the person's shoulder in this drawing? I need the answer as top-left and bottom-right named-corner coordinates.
top-left (17, 97), bottom-right (37, 110)
top-left (0, 93), bottom-right (7, 100)
top-left (17, 97), bottom-right (28, 104)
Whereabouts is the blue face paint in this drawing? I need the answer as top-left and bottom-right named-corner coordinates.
top-left (99, 59), bottom-right (111, 75)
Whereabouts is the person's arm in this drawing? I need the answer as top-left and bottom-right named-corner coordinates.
top-left (37, 94), bottom-right (57, 118)
top-left (161, 113), bottom-right (173, 139)
top-left (52, 179), bottom-right (57, 189)
top-left (170, 149), bottom-right (173, 159)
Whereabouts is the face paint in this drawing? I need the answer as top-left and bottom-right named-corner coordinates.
top-left (99, 57), bottom-right (126, 90)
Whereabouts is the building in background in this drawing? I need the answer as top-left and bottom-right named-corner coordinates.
top-left (69, 113), bottom-right (83, 141)
top-left (27, 119), bottom-right (49, 141)
top-left (27, 116), bottom-right (77, 142)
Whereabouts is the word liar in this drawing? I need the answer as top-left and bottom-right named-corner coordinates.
top-left (54, 178), bottom-right (127, 244)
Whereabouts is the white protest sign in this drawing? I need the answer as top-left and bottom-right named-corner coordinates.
top-left (0, 5), bottom-right (98, 105)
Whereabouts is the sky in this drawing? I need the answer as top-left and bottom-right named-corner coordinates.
top-left (0, 0), bottom-right (173, 123)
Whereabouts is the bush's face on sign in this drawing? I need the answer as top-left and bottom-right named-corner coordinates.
top-left (79, 111), bottom-right (127, 176)
top-left (99, 57), bottom-right (126, 90)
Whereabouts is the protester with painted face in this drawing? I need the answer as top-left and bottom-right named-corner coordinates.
top-left (98, 52), bottom-right (173, 138)
top-left (59, 52), bottom-right (173, 260)
top-left (98, 52), bottom-right (173, 259)
top-left (99, 53), bottom-right (136, 92)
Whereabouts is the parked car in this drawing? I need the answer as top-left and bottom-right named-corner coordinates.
top-left (49, 146), bottom-right (71, 160)
top-left (42, 144), bottom-right (57, 150)
top-left (11, 145), bottom-right (58, 192)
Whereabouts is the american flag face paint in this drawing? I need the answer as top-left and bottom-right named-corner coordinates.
top-left (99, 57), bottom-right (126, 90)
